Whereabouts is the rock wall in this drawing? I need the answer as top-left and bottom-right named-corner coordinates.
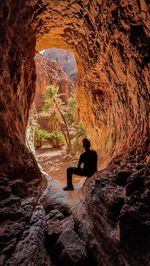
top-left (35, 0), bottom-right (150, 163)
top-left (0, 0), bottom-right (150, 265)
top-left (43, 48), bottom-right (78, 84)
top-left (26, 103), bottom-right (37, 154)
top-left (35, 54), bottom-right (75, 112)
top-left (0, 2), bottom-right (46, 264)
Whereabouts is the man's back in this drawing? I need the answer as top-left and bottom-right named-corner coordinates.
top-left (79, 149), bottom-right (97, 174)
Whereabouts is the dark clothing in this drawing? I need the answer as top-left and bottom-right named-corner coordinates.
top-left (67, 149), bottom-right (97, 187)
top-left (78, 150), bottom-right (97, 174)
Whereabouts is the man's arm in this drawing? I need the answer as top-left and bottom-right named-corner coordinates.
top-left (77, 154), bottom-right (83, 169)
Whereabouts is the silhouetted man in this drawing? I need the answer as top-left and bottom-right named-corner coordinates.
top-left (63, 138), bottom-right (97, 191)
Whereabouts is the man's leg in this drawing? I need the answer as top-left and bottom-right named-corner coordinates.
top-left (63, 167), bottom-right (89, 191)
top-left (63, 167), bottom-right (76, 191)
top-left (67, 167), bottom-right (89, 187)
top-left (67, 167), bottom-right (74, 188)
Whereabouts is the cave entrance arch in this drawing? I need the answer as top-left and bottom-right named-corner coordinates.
top-left (1, 0), bottom-right (149, 185)
top-left (32, 47), bottom-right (84, 183)
top-left (0, 1), bottom-right (150, 264)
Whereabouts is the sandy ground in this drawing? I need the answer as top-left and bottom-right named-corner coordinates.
top-left (35, 146), bottom-right (84, 185)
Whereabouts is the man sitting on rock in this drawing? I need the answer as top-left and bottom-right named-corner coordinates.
top-left (63, 138), bottom-right (97, 191)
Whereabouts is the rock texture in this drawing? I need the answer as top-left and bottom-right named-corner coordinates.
top-left (34, 54), bottom-right (75, 131)
top-left (34, 54), bottom-right (75, 112)
top-left (40, 178), bottom-right (100, 266)
top-left (43, 48), bottom-right (78, 84)
top-left (26, 103), bottom-right (37, 154)
top-left (35, 0), bottom-right (150, 162)
top-left (86, 161), bottom-right (150, 265)
top-left (0, 0), bottom-right (150, 265)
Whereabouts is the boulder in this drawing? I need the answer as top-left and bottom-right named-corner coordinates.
top-left (56, 229), bottom-right (87, 265)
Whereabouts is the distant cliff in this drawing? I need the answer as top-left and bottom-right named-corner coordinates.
top-left (43, 48), bottom-right (78, 84)
top-left (34, 54), bottom-right (75, 112)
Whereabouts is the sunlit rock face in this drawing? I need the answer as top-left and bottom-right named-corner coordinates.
top-left (35, 54), bottom-right (75, 112)
top-left (43, 48), bottom-right (78, 84)
top-left (34, 54), bottom-right (75, 131)
top-left (35, 0), bottom-right (150, 163)
top-left (0, 0), bottom-right (150, 265)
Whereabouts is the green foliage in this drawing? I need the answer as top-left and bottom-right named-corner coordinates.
top-left (42, 85), bottom-right (64, 114)
top-left (34, 123), bottom-right (65, 148)
top-left (74, 121), bottom-right (87, 138)
top-left (43, 85), bottom-right (58, 113)
top-left (66, 95), bottom-right (78, 125)
top-left (42, 99), bottom-right (51, 113)
top-left (44, 84), bottom-right (59, 99)
top-left (46, 131), bottom-right (65, 148)
top-left (42, 84), bottom-right (72, 152)
top-left (34, 125), bottom-right (49, 148)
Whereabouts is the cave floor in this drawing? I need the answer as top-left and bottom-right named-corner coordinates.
top-left (35, 146), bottom-right (83, 184)
top-left (36, 145), bottom-right (89, 213)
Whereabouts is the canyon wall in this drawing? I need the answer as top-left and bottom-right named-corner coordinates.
top-left (43, 48), bottom-right (78, 84)
top-left (35, 54), bottom-right (75, 112)
top-left (0, 0), bottom-right (150, 265)
top-left (34, 54), bottom-right (75, 131)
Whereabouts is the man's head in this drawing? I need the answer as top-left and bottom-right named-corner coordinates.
top-left (82, 138), bottom-right (91, 150)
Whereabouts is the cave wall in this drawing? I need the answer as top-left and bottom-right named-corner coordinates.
top-left (0, 1), bottom-right (47, 261)
top-left (0, 0), bottom-right (150, 264)
top-left (0, 1), bottom-right (36, 174)
top-left (1, 0), bottom-right (149, 175)
top-left (35, 0), bottom-right (150, 162)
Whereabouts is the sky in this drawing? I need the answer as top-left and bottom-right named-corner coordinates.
top-left (39, 50), bottom-right (45, 55)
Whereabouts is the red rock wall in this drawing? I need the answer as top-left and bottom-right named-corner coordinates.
top-left (1, 1), bottom-right (149, 175)
top-left (0, 2), bottom-right (47, 263)
top-left (34, 54), bottom-right (75, 112)
top-left (43, 48), bottom-right (77, 83)
top-left (0, 0), bottom-right (150, 265)
top-left (0, 1), bottom-right (41, 178)
top-left (35, 0), bottom-right (150, 163)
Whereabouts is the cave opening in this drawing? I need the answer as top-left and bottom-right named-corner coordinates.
top-left (0, 1), bottom-right (150, 265)
top-left (27, 47), bottom-right (88, 186)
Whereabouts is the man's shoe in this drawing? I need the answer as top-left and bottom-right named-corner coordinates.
top-left (63, 186), bottom-right (74, 191)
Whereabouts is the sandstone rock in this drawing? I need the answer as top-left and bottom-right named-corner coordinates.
top-left (34, 54), bottom-right (75, 112)
top-left (43, 48), bottom-right (77, 84)
top-left (10, 180), bottom-right (28, 197)
top-left (120, 165), bottom-right (150, 254)
top-left (46, 210), bottom-right (75, 237)
top-left (56, 229), bottom-right (87, 265)
top-left (113, 170), bottom-right (133, 186)
top-left (60, 216), bottom-right (75, 232)
top-left (46, 209), bottom-right (65, 221)
top-left (0, 186), bottom-right (11, 201)
top-left (6, 204), bottom-right (51, 266)
top-left (0, 0), bottom-right (150, 265)
top-left (26, 103), bottom-right (37, 155)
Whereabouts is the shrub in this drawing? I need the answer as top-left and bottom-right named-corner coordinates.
top-left (46, 131), bottom-right (65, 148)
top-left (66, 95), bottom-right (78, 125)
top-left (34, 126), bottom-right (49, 148)
top-left (74, 121), bottom-right (87, 139)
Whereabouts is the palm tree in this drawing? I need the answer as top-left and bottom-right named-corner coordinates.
top-left (43, 85), bottom-right (72, 152)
